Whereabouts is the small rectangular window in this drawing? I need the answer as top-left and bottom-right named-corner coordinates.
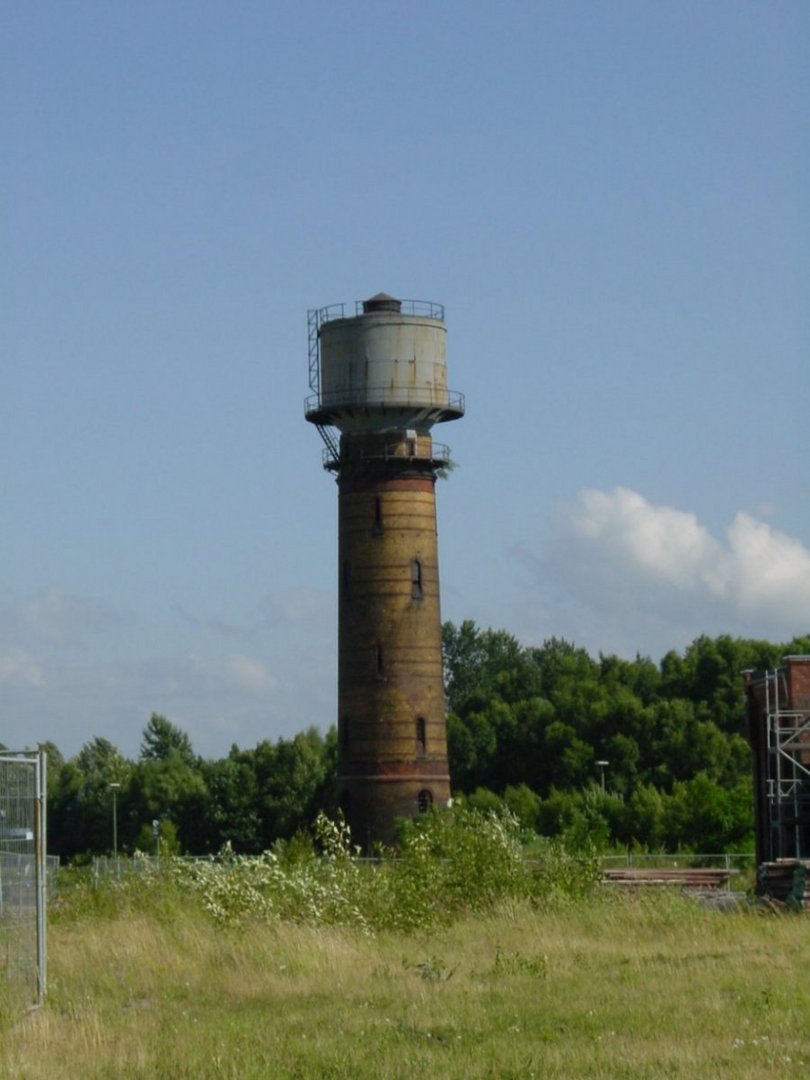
top-left (416, 716), bottom-right (426, 755)
top-left (411, 558), bottom-right (423, 600)
top-left (372, 496), bottom-right (383, 534)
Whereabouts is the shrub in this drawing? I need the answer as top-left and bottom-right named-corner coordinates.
top-left (390, 804), bottom-right (530, 925)
top-left (71, 807), bottom-right (602, 935)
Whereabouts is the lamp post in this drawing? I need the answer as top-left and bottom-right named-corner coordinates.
top-left (109, 782), bottom-right (121, 861)
top-left (596, 760), bottom-right (609, 793)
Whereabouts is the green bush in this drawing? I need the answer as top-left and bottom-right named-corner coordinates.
top-left (68, 808), bottom-right (602, 935)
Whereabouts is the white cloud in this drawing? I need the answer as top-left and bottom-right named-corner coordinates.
top-left (171, 589), bottom-right (335, 639)
top-left (220, 654), bottom-right (276, 694)
top-left (729, 512), bottom-right (810, 620)
top-left (0, 582), bottom-right (335, 758)
top-left (139, 652), bottom-right (277, 698)
top-left (522, 487), bottom-right (810, 655)
top-left (7, 586), bottom-right (131, 646)
top-left (255, 588), bottom-right (334, 628)
top-left (0, 647), bottom-right (45, 688)
top-left (558, 487), bottom-right (726, 593)
top-left (0, 573), bottom-right (337, 756)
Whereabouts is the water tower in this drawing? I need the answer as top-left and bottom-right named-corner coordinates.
top-left (305, 293), bottom-right (464, 848)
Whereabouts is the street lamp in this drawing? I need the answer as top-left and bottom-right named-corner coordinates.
top-left (596, 760), bottom-right (609, 793)
top-left (109, 782), bottom-right (121, 861)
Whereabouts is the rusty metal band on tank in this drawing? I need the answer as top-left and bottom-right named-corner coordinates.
top-left (305, 293), bottom-right (464, 848)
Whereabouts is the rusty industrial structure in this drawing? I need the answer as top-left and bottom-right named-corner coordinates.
top-left (744, 655), bottom-right (810, 906)
top-left (305, 294), bottom-right (464, 847)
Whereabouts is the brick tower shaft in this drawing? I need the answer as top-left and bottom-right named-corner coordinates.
top-left (337, 432), bottom-right (450, 847)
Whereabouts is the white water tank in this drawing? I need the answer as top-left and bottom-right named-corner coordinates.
top-left (307, 294), bottom-right (463, 433)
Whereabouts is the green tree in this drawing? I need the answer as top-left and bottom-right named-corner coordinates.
top-left (532, 637), bottom-right (597, 700)
top-left (618, 783), bottom-right (666, 848)
top-left (246, 727), bottom-right (336, 846)
top-left (133, 817), bottom-right (180, 856)
top-left (443, 621), bottom-right (541, 715)
top-left (127, 754), bottom-right (206, 853)
top-left (447, 709), bottom-right (498, 791)
top-left (662, 772), bottom-right (754, 852)
top-left (543, 721), bottom-right (593, 789)
top-left (186, 752), bottom-right (262, 854)
top-left (140, 713), bottom-right (195, 766)
top-left (503, 782), bottom-right (541, 832)
top-left (49, 737), bottom-right (131, 858)
top-left (465, 787), bottom-right (504, 815)
top-left (38, 740), bottom-right (65, 798)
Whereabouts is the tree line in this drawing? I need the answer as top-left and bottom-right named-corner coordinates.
top-left (444, 623), bottom-right (809, 853)
top-left (34, 716), bottom-right (337, 861)
top-left (11, 625), bottom-right (809, 860)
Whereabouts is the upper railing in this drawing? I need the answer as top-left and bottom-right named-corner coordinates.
top-left (313, 299), bottom-right (444, 327)
top-left (321, 440), bottom-right (453, 471)
top-left (304, 387), bottom-right (465, 417)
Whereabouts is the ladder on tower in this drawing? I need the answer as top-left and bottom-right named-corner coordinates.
top-left (317, 424), bottom-right (340, 465)
top-left (307, 308), bottom-right (321, 396)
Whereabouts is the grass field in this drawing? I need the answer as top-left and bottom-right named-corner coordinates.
top-left (2, 879), bottom-right (807, 1079)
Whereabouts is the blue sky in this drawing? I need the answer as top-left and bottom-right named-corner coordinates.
top-left (3, 1), bottom-right (808, 759)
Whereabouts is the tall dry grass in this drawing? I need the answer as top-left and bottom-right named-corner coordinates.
top-left (2, 887), bottom-right (807, 1078)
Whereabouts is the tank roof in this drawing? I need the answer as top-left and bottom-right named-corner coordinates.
top-left (363, 292), bottom-right (401, 313)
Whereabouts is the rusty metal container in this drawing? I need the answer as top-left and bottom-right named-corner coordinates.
top-left (306, 295), bottom-right (463, 433)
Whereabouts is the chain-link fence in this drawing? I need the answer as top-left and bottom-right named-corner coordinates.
top-left (0, 751), bottom-right (47, 1006)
